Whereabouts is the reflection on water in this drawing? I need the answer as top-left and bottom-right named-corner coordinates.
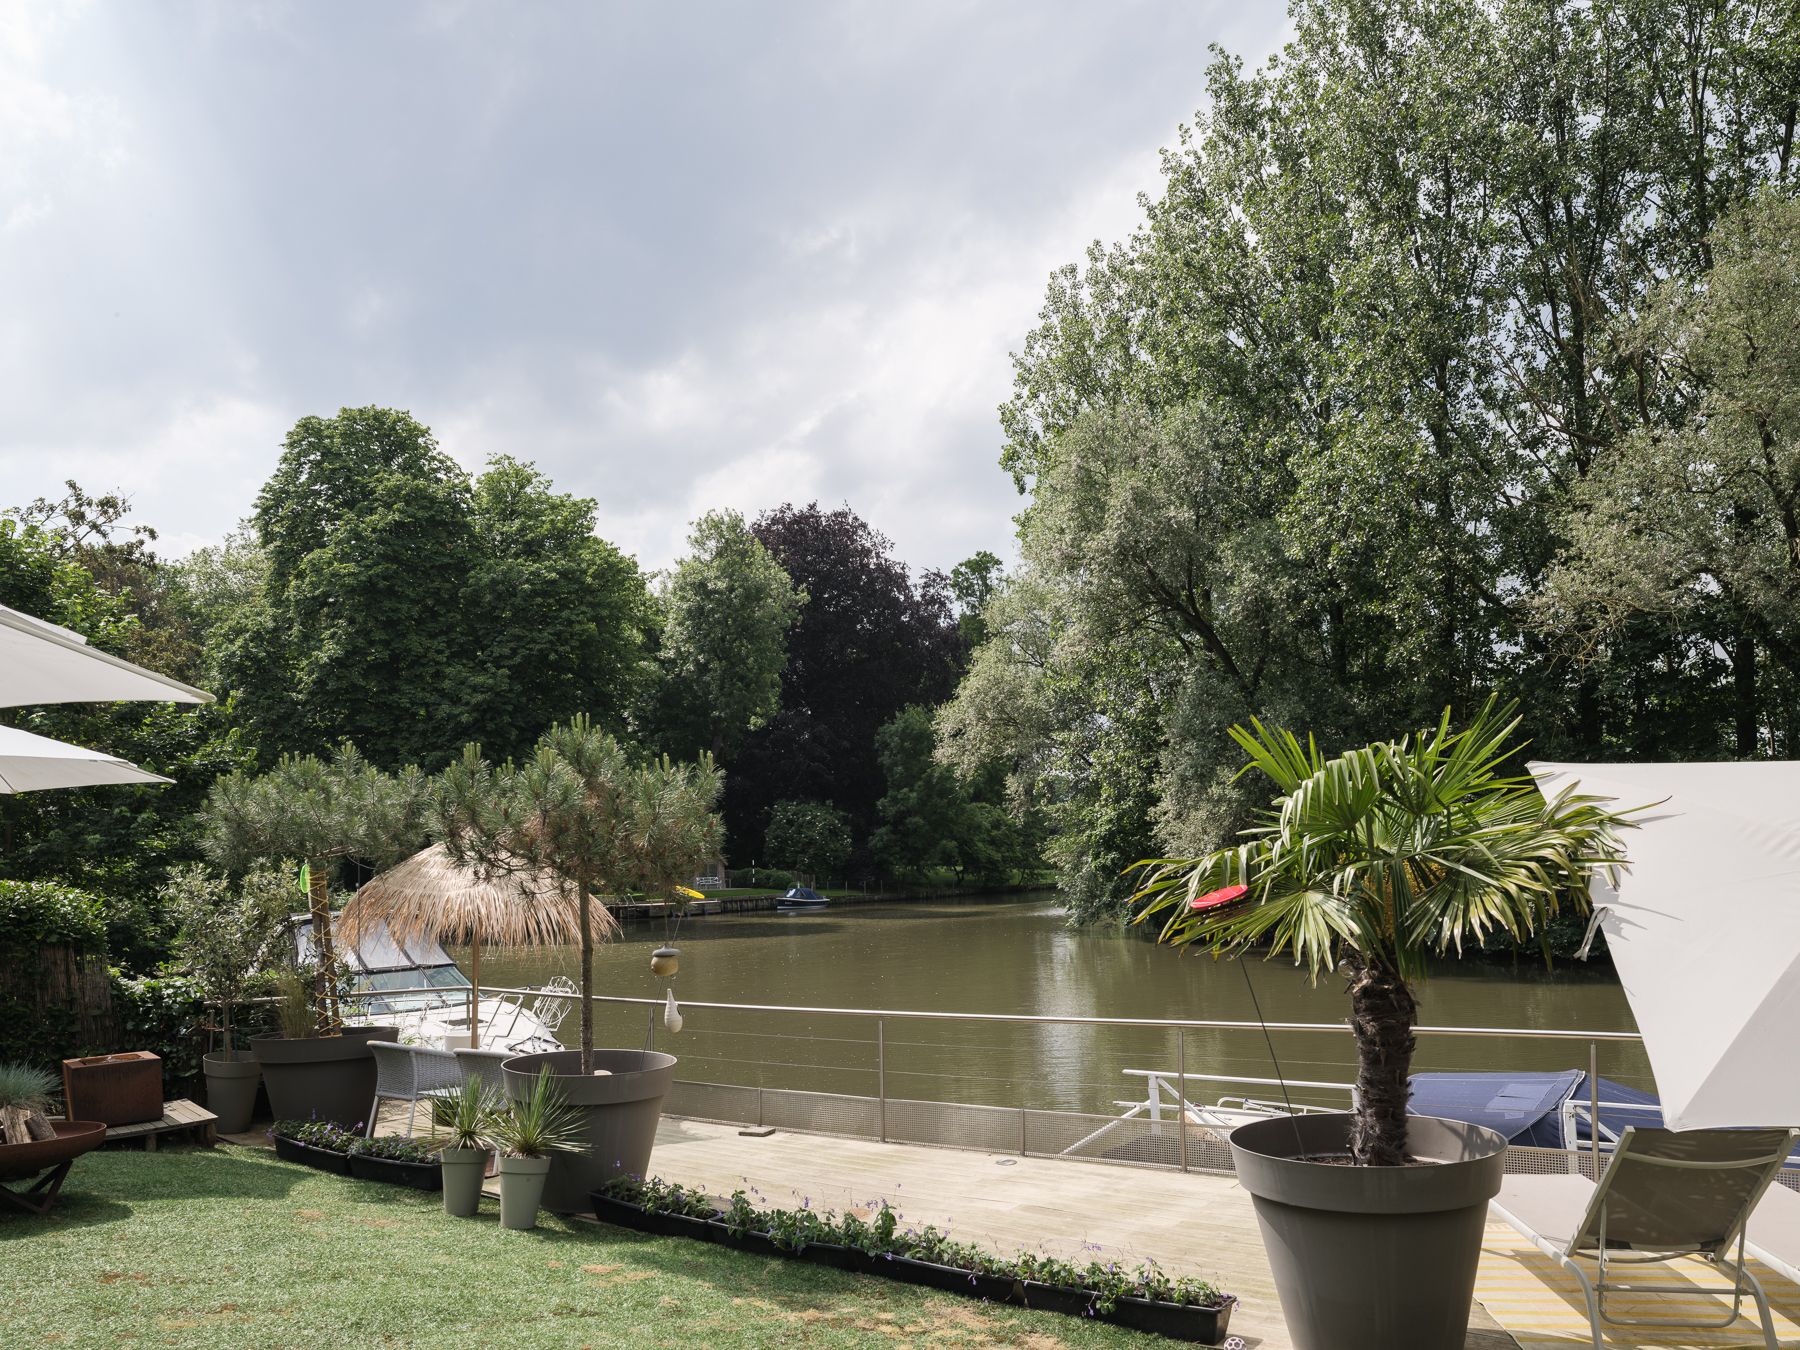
top-left (464, 895), bottom-right (1647, 1117)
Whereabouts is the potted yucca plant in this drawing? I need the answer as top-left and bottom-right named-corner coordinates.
top-left (432, 1076), bottom-right (501, 1218)
top-left (485, 1066), bottom-right (584, 1231)
top-left (1133, 700), bottom-right (1630, 1350)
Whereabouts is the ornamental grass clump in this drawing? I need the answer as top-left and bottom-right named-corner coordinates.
top-left (1132, 698), bottom-right (1633, 1167)
top-left (0, 1062), bottom-right (59, 1145)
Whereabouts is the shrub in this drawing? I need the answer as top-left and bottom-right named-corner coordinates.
top-left (111, 971), bottom-right (206, 1091)
top-left (0, 879), bottom-right (107, 954)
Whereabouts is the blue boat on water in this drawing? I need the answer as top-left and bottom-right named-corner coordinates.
top-left (777, 886), bottom-right (830, 911)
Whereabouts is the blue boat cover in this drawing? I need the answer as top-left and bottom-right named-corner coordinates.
top-left (1409, 1070), bottom-right (1665, 1148)
top-left (1408, 1070), bottom-right (1584, 1145)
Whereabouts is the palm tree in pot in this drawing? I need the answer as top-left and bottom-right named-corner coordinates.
top-left (1133, 700), bottom-right (1631, 1350)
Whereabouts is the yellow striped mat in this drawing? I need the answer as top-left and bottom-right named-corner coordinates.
top-left (1478, 1223), bottom-right (1800, 1348)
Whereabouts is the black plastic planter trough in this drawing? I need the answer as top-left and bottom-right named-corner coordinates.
top-left (272, 1135), bottom-right (351, 1176)
top-left (589, 1189), bottom-right (1235, 1344)
top-left (348, 1152), bottom-right (443, 1192)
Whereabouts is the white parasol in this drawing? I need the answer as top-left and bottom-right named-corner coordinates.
top-left (1531, 760), bottom-right (1800, 1130)
top-left (0, 723), bottom-right (172, 793)
top-left (0, 603), bottom-right (213, 707)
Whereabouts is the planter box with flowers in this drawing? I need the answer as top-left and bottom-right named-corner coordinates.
top-left (271, 1119), bottom-right (356, 1175)
top-left (593, 1177), bottom-right (1235, 1344)
top-left (347, 1135), bottom-right (442, 1191)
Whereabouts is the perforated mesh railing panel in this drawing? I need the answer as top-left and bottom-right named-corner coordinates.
top-left (661, 1079), bottom-right (1797, 1189)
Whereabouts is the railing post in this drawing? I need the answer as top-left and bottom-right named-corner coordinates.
top-left (1589, 1040), bottom-right (1600, 1179)
top-left (1178, 1027), bottom-right (1188, 1173)
top-left (877, 1018), bottom-right (888, 1143)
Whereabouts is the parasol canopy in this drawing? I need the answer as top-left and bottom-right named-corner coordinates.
top-left (0, 723), bottom-right (171, 793)
top-left (341, 844), bottom-right (610, 1048)
top-left (0, 604), bottom-right (213, 707)
top-left (1530, 760), bottom-right (1800, 1131)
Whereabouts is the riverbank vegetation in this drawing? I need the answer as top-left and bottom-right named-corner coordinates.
top-left (938, 0), bottom-right (1800, 925)
top-left (3, 0), bottom-right (1795, 990)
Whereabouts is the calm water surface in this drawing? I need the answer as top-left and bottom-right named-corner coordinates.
top-left (465, 895), bottom-right (1646, 1116)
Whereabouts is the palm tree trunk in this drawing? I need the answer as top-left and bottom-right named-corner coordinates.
top-left (577, 879), bottom-right (595, 1074)
top-left (1348, 955), bottom-right (1416, 1166)
top-left (307, 858), bottom-right (341, 1035)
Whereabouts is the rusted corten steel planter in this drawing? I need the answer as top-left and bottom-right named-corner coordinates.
top-left (63, 1052), bottom-right (163, 1127)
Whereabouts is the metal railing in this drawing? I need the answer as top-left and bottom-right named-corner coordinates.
top-left (310, 982), bottom-right (1652, 1176)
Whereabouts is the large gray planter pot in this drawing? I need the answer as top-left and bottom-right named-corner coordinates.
top-left (202, 1051), bottom-right (262, 1134)
top-left (441, 1147), bottom-right (490, 1218)
top-left (498, 1155), bottom-right (551, 1230)
top-left (250, 1026), bottom-right (398, 1130)
top-left (502, 1049), bottom-right (676, 1214)
top-left (1228, 1112), bottom-right (1506, 1350)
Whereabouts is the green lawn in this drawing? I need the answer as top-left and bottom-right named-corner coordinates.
top-left (2, 1146), bottom-right (1164, 1349)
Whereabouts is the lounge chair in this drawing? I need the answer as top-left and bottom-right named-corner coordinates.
top-left (366, 1042), bottom-right (463, 1138)
top-left (1491, 1125), bottom-right (1798, 1348)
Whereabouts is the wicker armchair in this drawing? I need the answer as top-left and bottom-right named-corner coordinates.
top-left (453, 1048), bottom-right (513, 1096)
top-left (367, 1041), bottom-right (465, 1138)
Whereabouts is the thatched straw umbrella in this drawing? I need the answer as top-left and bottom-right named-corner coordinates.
top-left (340, 844), bottom-right (614, 1048)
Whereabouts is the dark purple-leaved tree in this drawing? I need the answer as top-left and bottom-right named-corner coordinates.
top-left (724, 503), bottom-right (962, 862)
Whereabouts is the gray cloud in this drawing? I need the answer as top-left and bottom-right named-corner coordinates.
top-left (1, 0), bottom-right (1287, 572)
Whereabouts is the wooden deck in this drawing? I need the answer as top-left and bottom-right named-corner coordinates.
top-left (643, 1115), bottom-right (1521, 1350)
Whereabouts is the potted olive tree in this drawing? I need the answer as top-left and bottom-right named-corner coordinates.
top-left (438, 714), bottom-right (723, 1211)
top-left (201, 745), bottom-right (426, 1127)
top-left (1134, 701), bottom-right (1631, 1350)
top-left (163, 864), bottom-right (287, 1133)
top-left (487, 1066), bottom-right (584, 1231)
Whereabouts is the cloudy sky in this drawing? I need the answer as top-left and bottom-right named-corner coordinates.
top-left (2, 1), bottom-right (1286, 574)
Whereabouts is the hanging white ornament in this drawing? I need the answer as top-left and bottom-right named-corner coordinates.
top-left (663, 988), bottom-right (684, 1034)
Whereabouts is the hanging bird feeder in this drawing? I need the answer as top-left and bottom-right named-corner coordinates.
top-left (650, 945), bottom-right (681, 977)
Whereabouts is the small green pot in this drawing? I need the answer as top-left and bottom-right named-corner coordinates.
top-left (497, 1155), bottom-right (551, 1231)
top-left (440, 1147), bottom-right (491, 1218)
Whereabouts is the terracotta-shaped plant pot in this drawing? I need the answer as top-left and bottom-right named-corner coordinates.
top-left (440, 1147), bottom-right (490, 1217)
top-left (203, 1051), bottom-right (262, 1134)
top-left (501, 1049), bottom-right (675, 1213)
top-left (251, 1026), bottom-right (397, 1130)
top-left (498, 1155), bottom-right (551, 1231)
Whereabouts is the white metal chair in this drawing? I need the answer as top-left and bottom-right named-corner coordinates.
top-left (528, 975), bottom-right (577, 1034)
top-left (1492, 1125), bottom-right (1798, 1348)
top-left (366, 1041), bottom-right (464, 1138)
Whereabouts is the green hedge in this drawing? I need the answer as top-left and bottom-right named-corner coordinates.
top-left (111, 972), bottom-right (207, 1092)
top-left (0, 879), bottom-right (108, 953)
top-left (726, 867), bottom-right (795, 890)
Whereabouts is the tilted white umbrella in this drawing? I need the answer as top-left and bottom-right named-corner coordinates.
top-left (0, 604), bottom-right (213, 707)
top-left (1531, 760), bottom-right (1800, 1130)
top-left (0, 723), bottom-right (172, 793)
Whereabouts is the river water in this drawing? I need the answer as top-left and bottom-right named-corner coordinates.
top-left (466, 894), bottom-right (1648, 1118)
